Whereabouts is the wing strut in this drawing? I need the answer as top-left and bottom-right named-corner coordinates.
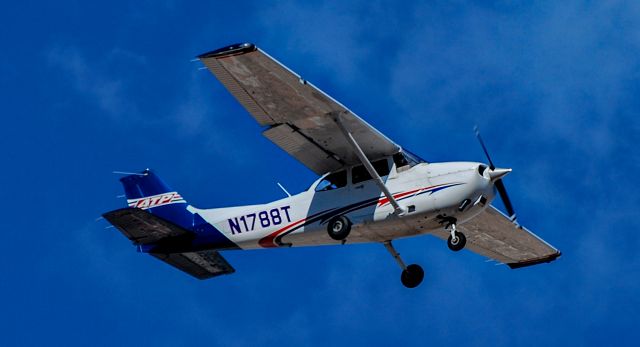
top-left (334, 113), bottom-right (406, 216)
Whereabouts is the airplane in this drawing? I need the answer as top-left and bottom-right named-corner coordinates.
top-left (103, 43), bottom-right (561, 288)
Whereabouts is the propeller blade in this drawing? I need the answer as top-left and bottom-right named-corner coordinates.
top-left (474, 126), bottom-right (495, 170)
top-left (474, 126), bottom-right (516, 220)
top-left (494, 179), bottom-right (516, 220)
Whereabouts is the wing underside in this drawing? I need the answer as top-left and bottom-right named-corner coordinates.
top-left (433, 206), bottom-right (561, 268)
top-left (198, 43), bottom-right (400, 174)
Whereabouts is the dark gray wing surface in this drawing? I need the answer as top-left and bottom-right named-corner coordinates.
top-left (103, 208), bottom-right (188, 245)
top-left (433, 206), bottom-right (561, 268)
top-left (150, 251), bottom-right (235, 280)
top-left (198, 43), bottom-right (400, 175)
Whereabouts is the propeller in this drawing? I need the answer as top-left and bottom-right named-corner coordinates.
top-left (474, 126), bottom-right (517, 221)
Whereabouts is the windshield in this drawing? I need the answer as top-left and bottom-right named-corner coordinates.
top-left (393, 150), bottom-right (426, 171)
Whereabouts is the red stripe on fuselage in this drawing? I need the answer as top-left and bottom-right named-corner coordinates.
top-left (377, 183), bottom-right (456, 207)
top-left (258, 218), bottom-right (307, 248)
top-left (258, 183), bottom-right (458, 248)
top-left (377, 188), bottom-right (422, 207)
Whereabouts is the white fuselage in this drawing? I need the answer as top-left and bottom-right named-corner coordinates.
top-left (188, 160), bottom-right (496, 250)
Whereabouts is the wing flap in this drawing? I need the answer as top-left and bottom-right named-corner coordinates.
top-left (198, 44), bottom-right (400, 174)
top-left (263, 123), bottom-right (343, 174)
top-left (433, 206), bottom-right (561, 268)
top-left (103, 208), bottom-right (188, 245)
top-left (150, 250), bottom-right (235, 280)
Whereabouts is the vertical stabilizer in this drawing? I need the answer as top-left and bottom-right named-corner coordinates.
top-left (120, 169), bottom-right (194, 230)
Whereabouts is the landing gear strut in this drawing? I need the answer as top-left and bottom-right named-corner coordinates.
top-left (383, 241), bottom-right (424, 288)
top-left (446, 222), bottom-right (466, 252)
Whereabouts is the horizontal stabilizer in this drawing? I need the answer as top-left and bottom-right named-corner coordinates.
top-left (150, 250), bottom-right (235, 280)
top-left (103, 208), bottom-right (189, 245)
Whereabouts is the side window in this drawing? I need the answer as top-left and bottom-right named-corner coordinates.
top-left (373, 158), bottom-right (391, 177)
top-left (352, 159), bottom-right (390, 184)
top-left (315, 170), bottom-right (347, 192)
top-left (352, 165), bottom-right (369, 184)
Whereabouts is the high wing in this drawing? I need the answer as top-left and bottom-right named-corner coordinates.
top-left (434, 206), bottom-right (561, 268)
top-left (197, 43), bottom-right (400, 175)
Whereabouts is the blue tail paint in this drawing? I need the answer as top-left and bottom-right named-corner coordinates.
top-left (120, 169), bottom-right (194, 230)
top-left (120, 169), bottom-right (238, 251)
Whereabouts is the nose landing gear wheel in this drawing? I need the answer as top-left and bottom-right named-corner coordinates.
top-left (400, 264), bottom-right (424, 288)
top-left (447, 232), bottom-right (466, 251)
top-left (327, 216), bottom-right (351, 240)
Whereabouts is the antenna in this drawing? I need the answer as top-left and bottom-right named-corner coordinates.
top-left (277, 182), bottom-right (291, 197)
top-left (112, 171), bottom-right (146, 176)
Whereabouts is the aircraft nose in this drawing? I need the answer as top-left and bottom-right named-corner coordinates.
top-left (486, 167), bottom-right (512, 182)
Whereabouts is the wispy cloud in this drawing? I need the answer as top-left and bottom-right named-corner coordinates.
top-left (47, 45), bottom-right (143, 120)
top-left (389, 1), bottom-right (640, 158)
top-left (46, 43), bottom-right (252, 164)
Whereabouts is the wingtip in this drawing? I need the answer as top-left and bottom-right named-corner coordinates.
top-left (197, 42), bottom-right (257, 59)
top-left (507, 251), bottom-right (562, 269)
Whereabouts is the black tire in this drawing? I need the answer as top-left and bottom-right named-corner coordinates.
top-left (401, 264), bottom-right (424, 288)
top-left (447, 232), bottom-right (467, 251)
top-left (327, 215), bottom-right (351, 240)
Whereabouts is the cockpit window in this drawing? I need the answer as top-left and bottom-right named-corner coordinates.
top-left (352, 159), bottom-right (390, 184)
top-left (393, 150), bottom-right (426, 172)
top-left (315, 170), bottom-right (347, 192)
top-left (393, 152), bottom-right (409, 168)
top-left (404, 150), bottom-right (426, 164)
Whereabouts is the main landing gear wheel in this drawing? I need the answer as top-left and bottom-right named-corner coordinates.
top-left (447, 232), bottom-right (466, 251)
top-left (327, 215), bottom-right (351, 240)
top-left (383, 241), bottom-right (424, 289)
top-left (400, 264), bottom-right (424, 289)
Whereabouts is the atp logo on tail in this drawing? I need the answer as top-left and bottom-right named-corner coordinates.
top-left (128, 192), bottom-right (186, 209)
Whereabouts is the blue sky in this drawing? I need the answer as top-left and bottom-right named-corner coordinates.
top-left (1, 1), bottom-right (638, 346)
